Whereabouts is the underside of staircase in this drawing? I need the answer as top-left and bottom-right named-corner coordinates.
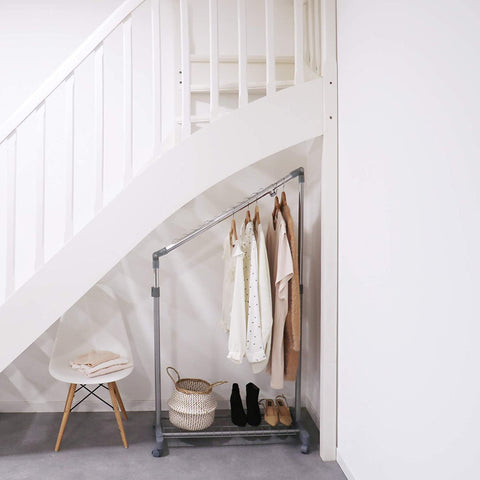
top-left (0, 78), bottom-right (323, 372)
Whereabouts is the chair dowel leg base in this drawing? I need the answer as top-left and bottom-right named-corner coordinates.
top-left (54, 383), bottom-right (76, 452)
top-left (113, 382), bottom-right (128, 421)
top-left (108, 382), bottom-right (128, 448)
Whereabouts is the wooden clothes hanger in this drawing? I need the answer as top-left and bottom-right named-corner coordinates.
top-left (244, 209), bottom-right (251, 226)
top-left (280, 190), bottom-right (287, 207)
top-left (272, 195), bottom-right (280, 228)
top-left (253, 205), bottom-right (261, 234)
top-left (254, 205), bottom-right (260, 227)
top-left (229, 218), bottom-right (238, 247)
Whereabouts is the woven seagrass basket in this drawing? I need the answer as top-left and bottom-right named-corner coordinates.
top-left (166, 367), bottom-right (227, 431)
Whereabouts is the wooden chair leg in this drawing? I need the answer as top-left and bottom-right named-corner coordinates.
top-left (113, 382), bottom-right (128, 420)
top-left (55, 383), bottom-right (76, 452)
top-left (108, 382), bottom-right (128, 448)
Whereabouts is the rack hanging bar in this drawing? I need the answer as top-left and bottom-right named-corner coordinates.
top-left (153, 167), bottom-right (304, 262)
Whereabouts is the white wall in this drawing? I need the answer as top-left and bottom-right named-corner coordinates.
top-left (337, 1), bottom-right (480, 479)
top-left (0, 0), bottom-right (125, 126)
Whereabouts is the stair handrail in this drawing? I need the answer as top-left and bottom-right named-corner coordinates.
top-left (0, 0), bottom-right (147, 143)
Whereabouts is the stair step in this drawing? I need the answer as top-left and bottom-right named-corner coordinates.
top-left (176, 115), bottom-right (211, 125)
top-left (190, 80), bottom-right (294, 94)
top-left (190, 54), bottom-right (294, 64)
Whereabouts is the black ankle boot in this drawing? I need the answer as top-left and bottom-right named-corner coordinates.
top-left (230, 383), bottom-right (247, 426)
top-left (246, 382), bottom-right (261, 426)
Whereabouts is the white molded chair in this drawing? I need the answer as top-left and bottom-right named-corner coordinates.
top-left (49, 284), bottom-right (134, 451)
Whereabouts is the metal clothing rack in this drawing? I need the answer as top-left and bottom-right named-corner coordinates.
top-left (150, 167), bottom-right (309, 457)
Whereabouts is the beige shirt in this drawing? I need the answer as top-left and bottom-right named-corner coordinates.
top-left (221, 235), bottom-right (235, 332)
top-left (266, 211), bottom-right (293, 389)
top-left (241, 222), bottom-right (266, 364)
top-left (281, 200), bottom-right (301, 381)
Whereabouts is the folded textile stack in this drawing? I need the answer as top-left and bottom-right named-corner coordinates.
top-left (70, 349), bottom-right (133, 378)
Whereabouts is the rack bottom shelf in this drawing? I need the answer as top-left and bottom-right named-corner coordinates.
top-left (153, 409), bottom-right (310, 455)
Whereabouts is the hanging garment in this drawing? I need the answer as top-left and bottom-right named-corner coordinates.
top-left (221, 235), bottom-right (235, 332)
top-left (281, 198), bottom-right (301, 381)
top-left (227, 239), bottom-right (246, 363)
top-left (251, 221), bottom-right (273, 374)
top-left (266, 210), bottom-right (293, 389)
top-left (241, 221), bottom-right (267, 364)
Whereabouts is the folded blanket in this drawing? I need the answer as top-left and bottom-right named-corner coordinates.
top-left (83, 362), bottom-right (133, 378)
top-left (71, 350), bottom-right (120, 368)
top-left (71, 357), bottom-right (130, 375)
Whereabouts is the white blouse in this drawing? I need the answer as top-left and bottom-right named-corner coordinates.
top-left (251, 222), bottom-right (273, 374)
top-left (226, 239), bottom-right (246, 363)
top-left (221, 235), bottom-right (235, 333)
top-left (242, 221), bottom-right (267, 364)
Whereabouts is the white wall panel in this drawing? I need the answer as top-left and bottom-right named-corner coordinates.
top-left (0, 0), bottom-right (125, 127)
top-left (337, 1), bottom-right (480, 478)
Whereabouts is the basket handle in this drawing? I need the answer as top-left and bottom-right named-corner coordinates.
top-left (166, 367), bottom-right (180, 384)
top-left (210, 381), bottom-right (228, 388)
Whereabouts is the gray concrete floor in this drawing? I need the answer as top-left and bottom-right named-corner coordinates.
top-left (0, 411), bottom-right (347, 480)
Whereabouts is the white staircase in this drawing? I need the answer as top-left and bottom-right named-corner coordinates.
top-left (0, 0), bottom-right (325, 372)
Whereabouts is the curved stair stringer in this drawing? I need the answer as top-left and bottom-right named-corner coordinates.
top-left (0, 78), bottom-right (323, 372)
